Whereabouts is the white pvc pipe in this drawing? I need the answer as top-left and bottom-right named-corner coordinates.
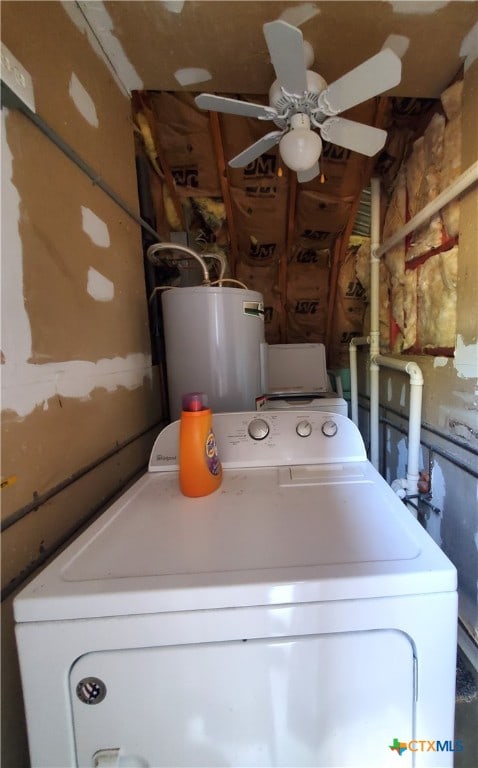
top-left (373, 355), bottom-right (424, 493)
top-left (376, 160), bottom-right (478, 258)
top-left (369, 357), bottom-right (380, 469)
top-left (369, 177), bottom-right (381, 469)
top-left (349, 336), bottom-right (370, 426)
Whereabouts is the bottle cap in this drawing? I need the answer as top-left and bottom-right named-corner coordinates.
top-left (182, 392), bottom-right (208, 412)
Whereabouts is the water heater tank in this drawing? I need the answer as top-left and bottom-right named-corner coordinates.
top-left (162, 286), bottom-right (265, 420)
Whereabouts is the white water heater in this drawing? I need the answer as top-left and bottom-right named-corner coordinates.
top-left (162, 286), bottom-right (265, 420)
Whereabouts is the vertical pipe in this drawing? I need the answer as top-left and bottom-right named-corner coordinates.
top-left (369, 177), bottom-right (381, 468)
top-left (406, 378), bottom-right (423, 492)
top-left (373, 355), bottom-right (424, 493)
top-left (350, 344), bottom-right (359, 425)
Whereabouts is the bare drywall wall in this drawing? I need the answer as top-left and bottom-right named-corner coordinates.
top-left (1, 4), bottom-right (164, 765)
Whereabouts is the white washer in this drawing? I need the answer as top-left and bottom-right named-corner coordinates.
top-left (14, 412), bottom-right (457, 768)
top-left (259, 393), bottom-right (348, 417)
top-left (260, 343), bottom-right (348, 417)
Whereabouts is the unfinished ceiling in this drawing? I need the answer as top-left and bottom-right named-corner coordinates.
top-left (83, 1), bottom-right (477, 97)
top-left (79, 1), bottom-right (477, 355)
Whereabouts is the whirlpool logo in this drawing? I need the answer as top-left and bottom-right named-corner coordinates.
top-left (389, 737), bottom-right (464, 755)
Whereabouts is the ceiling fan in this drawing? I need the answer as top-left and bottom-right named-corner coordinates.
top-left (195, 20), bottom-right (402, 182)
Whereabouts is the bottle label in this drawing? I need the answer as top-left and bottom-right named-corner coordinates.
top-left (205, 430), bottom-right (221, 476)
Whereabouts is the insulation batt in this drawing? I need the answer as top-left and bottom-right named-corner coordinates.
top-left (407, 114), bottom-right (446, 261)
top-left (381, 167), bottom-right (416, 349)
top-left (440, 81), bottom-right (463, 238)
top-left (354, 238), bottom-right (371, 298)
top-left (331, 239), bottom-right (367, 364)
top-left (232, 186), bottom-right (287, 267)
top-left (152, 92), bottom-right (221, 198)
top-left (191, 197), bottom-right (226, 232)
top-left (363, 261), bottom-right (391, 351)
top-left (287, 258), bottom-right (329, 343)
top-left (383, 167), bottom-right (406, 280)
top-left (392, 269), bottom-right (417, 352)
top-left (417, 246), bottom-right (458, 348)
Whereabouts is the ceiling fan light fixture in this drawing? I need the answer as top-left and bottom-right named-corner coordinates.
top-left (279, 113), bottom-right (322, 172)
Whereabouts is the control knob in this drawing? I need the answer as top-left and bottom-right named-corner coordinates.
top-left (321, 420), bottom-right (338, 438)
top-left (247, 418), bottom-right (270, 441)
top-left (296, 420), bottom-right (312, 438)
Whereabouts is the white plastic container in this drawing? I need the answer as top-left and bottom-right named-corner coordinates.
top-left (162, 286), bottom-right (265, 420)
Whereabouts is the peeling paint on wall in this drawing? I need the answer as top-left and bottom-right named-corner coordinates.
top-left (400, 383), bottom-right (406, 407)
top-left (428, 461), bottom-right (445, 546)
top-left (87, 267), bottom-right (114, 301)
top-left (433, 356), bottom-right (449, 368)
top-left (81, 206), bottom-right (110, 247)
top-left (454, 335), bottom-right (478, 378)
top-left (387, 377), bottom-right (393, 401)
top-left (396, 436), bottom-right (408, 479)
top-left (174, 67), bottom-right (212, 86)
top-left (1, 109), bottom-right (153, 419)
top-left (69, 73), bottom-right (99, 127)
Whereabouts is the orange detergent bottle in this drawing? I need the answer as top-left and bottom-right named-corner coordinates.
top-left (179, 392), bottom-right (222, 497)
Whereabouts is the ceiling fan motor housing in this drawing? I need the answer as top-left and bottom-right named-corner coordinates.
top-left (268, 71), bottom-right (328, 119)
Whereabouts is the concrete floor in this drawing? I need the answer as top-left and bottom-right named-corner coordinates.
top-left (454, 648), bottom-right (478, 768)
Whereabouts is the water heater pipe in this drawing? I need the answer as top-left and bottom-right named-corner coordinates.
top-left (146, 242), bottom-right (211, 284)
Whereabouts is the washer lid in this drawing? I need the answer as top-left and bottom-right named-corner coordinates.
top-left (267, 343), bottom-right (329, 393)
top-left (14, 461), bottom-right (456, 623)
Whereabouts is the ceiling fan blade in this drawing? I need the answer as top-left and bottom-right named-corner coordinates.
top-left (263, 20), bottom-right (308, 95)
top-left (320, 117), bottom-right (387, 156)
top-left (318, 48), bottom-right (402, 115)
top-left (195, 93), bottom-right (276, 120)
top-left (229, 131), bottom-right (284, 168)
top-left (297, 162), bottom-right (320, 183)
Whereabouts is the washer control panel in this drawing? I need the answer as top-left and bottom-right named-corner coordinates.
top-left (149, 411), bottom-right (366, 471)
